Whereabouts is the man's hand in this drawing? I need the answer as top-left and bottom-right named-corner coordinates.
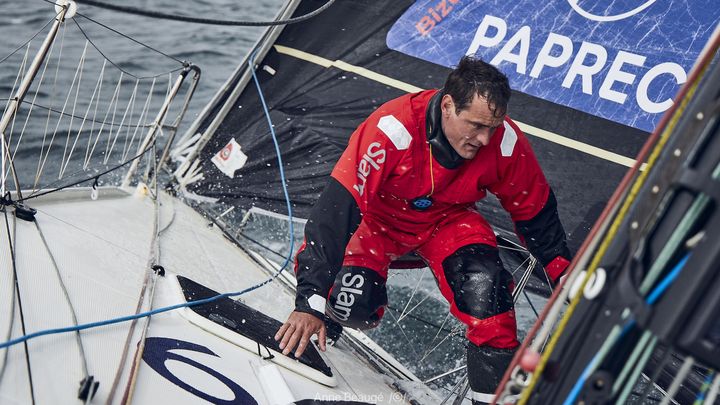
top-left (275, 311), bottom-right (327, 358)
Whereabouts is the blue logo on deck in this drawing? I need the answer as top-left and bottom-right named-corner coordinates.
top-left (387, 0), bottom-right (719, 132)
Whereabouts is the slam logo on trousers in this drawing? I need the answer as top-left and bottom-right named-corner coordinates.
top-left (332, 273), bottom-right (365, 322)
top-left (387, 0), bottom-right (719, 132)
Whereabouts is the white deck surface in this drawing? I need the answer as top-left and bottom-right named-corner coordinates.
top-left (0, 186), bottom-right (434, 404)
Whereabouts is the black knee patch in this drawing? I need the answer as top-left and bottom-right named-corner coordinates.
top-left (326, 266), bottom-right (387, 330)
top-left (442, 244), bottom-right (513, 320)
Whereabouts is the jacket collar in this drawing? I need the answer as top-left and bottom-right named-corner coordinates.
top-left (426, 91), bottom-right (465, 169)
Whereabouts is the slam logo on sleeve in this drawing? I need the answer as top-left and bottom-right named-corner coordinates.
top-left (386, 0), bottom-right (719, 133)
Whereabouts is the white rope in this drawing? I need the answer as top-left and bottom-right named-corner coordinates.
top-left (37, 39), bottom-right (87, 184)
top-left (420, 311), bottom-right (451, 361)
top-left (101, 72), bottom-right (124, 163)
top-left (13, 35), bottom-right (57, 164)
top-left (59, 41), bottom-right (89, 179)
top-left (397, 269), bottom-right (427, 322)
top-left (1, 43), bottom-right (29, 122)
top-left (385, 308), bottom-right (421, 358)
top-left (34, 21), bottom-right (67, 191)
top-left (60, 52), bottom-right (104, 178)
top-left (398, 293), bottom-right (432, 323)
top-left (105, 79), bottom-right (138, 164)
top-left (123, 77), bottom-right (155, 161)
top-left (2, 44), bottom-right (30, 189)
top-left (83, 59), bottom-right (106, 168)
top-left (420, 325), bottom-right (464, 362)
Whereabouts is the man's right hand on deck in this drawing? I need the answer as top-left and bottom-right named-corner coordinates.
top-left (275, 310), bottom-right (327, 358)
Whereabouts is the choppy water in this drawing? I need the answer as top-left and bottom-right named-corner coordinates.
top-left (0, 0), bottom-right (546, 397)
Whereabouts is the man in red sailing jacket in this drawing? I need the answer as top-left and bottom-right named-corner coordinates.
top-left (275, 56), bottom-right (571, 403)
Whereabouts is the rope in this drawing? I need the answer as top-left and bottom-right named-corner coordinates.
top-left (33, 218), bottom-right (90, 377)
top-left (0, 11), bottom-right (59, 67)
top-left (561, 254), bottom-right (691, 405)
top-left (1, 206), bottom-right (36, 403)
top-left (72, 17), bottom-right (184, 78)
top-left (120, 144), bottom-right (162, 404)
top-left (72, 0), bottom-right (336, 27)
top-left (0, 50), bottom-right (295, 352)
top-left (23, 140), bottom-right (155, 202)
top-left (0, 209), bottom-right (17, 384)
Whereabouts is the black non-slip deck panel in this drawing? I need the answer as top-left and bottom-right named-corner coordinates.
top-left (177, 275), bottom-right (332, 377)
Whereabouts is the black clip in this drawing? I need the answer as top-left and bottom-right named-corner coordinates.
top-left (14, 203), bottom-right (37, 222)
top-left (77, 375), bottom-right (99, 402)
top-left (257, 342), bottom-right (274, 360)
top-left (151, 265), bottom-right (165, 277)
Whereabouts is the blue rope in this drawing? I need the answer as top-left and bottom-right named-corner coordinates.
top-left (0, 50), bottom-right (294, 351)
top-left (562, 253), bottom-right (691, 405)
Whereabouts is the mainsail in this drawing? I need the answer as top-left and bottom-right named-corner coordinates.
top-left (179, 0), bottom-right (718, 259)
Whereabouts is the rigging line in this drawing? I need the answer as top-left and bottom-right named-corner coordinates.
top-left (0, 11), bottom-right (60, 67)
top-left (28, 0), bottom-right (183, 65)
top-left (23, 140), bottom-right (155, 201)
top-left (3, 207), bottom-right (37, 404)
top-left (59, 40), bottom-right (89, 179)
top-left (659, 356), bottom-right (695, 405)
top-left (561, 253), bottom-right (691, 405)
top-left (121, 150), bottom-right (163, 404)
top-left (34, 20), bottom-right (67, 191)
top-left (639, 163), bottom-right (720, 295)
top-left (103, 72), bottom-right (123, 160)
top-left (0, 210), bottom-right (17, 385)
top-left (522, 290), bottom-right (540, 319)
top-left (397, 293), bottom-right (432, 324)
top-left (72, 18), bottom-right (184, 79)
top-left (105, 79), bottom-right (138, 164)
top-left (510, 255), bottom-right (531, 277)
top-left (387, 303), bottom-right (461, 335)
top-left (123, 77), bottom-right (155, 162)
top-left (35, 38), bottom-right (86, 185)
top-left (33, 207), bottom-right (142, 259)
top-left (420, 325), bottom-right (465, 363)
top-left (520, 36), bottom-right (718, 402)
top-left (424, 365), bottom-right (468, 385)
top-left (72, 0), bottom-right (336, 27)
top-left (635, 346), bottom-right (672, 403)
top-left (33, 218), bottom-right (90, 378)
top-left (59, 52), bottom-right (105, 178)
top-left (439, 373), bottom-right (470, 405)
top-left (0, 48), bottom-right (297, 353)
top-left (425, 311), bottom-right (452, 350)
top-left (693, 371), bottom-right (715, 405)
top-left (105, 177), bottom-right (161, 403)
top-left (11, 30), bottom-right (55, 164)
top-left (614, 332), bottom-right (657, 402)
top-left (237, 231), bottom-right (287, 261)
top-left (4, 42), bottom-right (31, 149)
top-left (397, 268), bottom-right (427, 322)
top-left (385, 309), bottom-right (421, 359)
top-left (706, 373), bottom-right (720, 404)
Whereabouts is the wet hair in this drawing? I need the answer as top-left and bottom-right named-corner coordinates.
top-left (441, 56), bottom-right (510, 118)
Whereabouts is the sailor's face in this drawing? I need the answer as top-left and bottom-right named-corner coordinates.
top-left (440, 94), bottom-right (504, 159)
